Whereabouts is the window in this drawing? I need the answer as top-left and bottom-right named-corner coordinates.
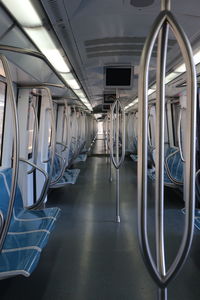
top-left (0, 81), bottom-right (6, 164)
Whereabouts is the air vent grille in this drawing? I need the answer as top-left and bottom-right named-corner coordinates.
top-left (85, 37), bottom-right (176, 59)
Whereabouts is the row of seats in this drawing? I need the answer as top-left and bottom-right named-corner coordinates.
top-left (147, 147), bottom-right (184, 188)
top-left (129, 137), bottom-right (155, 169)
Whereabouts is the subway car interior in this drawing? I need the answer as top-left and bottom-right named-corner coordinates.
top-left (0, 0), bottom-right (200, 299)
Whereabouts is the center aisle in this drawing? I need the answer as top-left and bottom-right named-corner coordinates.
top-left (0, 138), bottom-right (200, 299)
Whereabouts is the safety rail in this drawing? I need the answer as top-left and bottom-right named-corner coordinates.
top-left (164, 148), bottom-right (184, 186)
top-left (19, 86), bottom-right (56, 199)
top-left (0, 55), bottom-right (19, 251)
top-left (19, 158), bottom-right (49, 210)
top-left (110, 99), bottom-right (125, 223)
top-left (50, 152), bottom-right (66, 187)
top-left (138, 0), bottom-right (196, 297)
top-left (177, 107), bottom-right (186, 162)
top-left (27, 102), bottom-right (39, 175)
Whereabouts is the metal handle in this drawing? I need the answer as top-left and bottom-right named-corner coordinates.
top-left (138, 0), bottom-right (196, 287)
top-left (0, 210), bottom-right (4, 235)
top-left (19, 158), bottom-right (49, 210)
top-left (148, 113), bottom-right (153, 148)
top-left (27, 102), bottom-right (39, 174)
top-left (0, 55), bottom-right (19, 251)
top-left (19, 86), bottom-right (56, 192)
top-left (177, 108), bottom-right (185, 162)
top-left (56, 142), bottom-right (68, 152)
top-left (63, 112), bottom-right (69, 150)
top-left (110, 99), bottom-right (125, 169)
top-left (50, 152), bottom-right (66, 186)
top-left (164, 148), bottom-right (183, 185)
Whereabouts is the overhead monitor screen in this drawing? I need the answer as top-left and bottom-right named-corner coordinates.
top-left (105, 67), bottom-right (132, 87)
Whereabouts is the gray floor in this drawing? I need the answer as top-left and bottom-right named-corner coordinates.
top-left (0, 137), bottom-right (200, 299)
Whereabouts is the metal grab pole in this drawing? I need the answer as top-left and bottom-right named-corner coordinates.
top-left (155, 22), bottom-right (169, 278)
top-left (116, 100), bottom-right (120, 223)
top-left (138, 0), bottom-right (196, 289)
top-left (19, 86), bottom-right (56, 196)
top-left (110, 99), bottom-right (125, 223)
top-left (108, 114), bottom-right (113, 181)
top-left (158, 288), bottom-right (168, 300)
top-left (177, 108), bottom-right (185, 162)
top-left (0, 55), bottom-right (19, 251)
top-left (27, 102), bottom-right (39, 174)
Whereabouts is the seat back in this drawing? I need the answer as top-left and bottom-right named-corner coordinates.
top-left (165, 148), bottom-right (184, 183)
top-left (0, 168), bottom-right (23, 220)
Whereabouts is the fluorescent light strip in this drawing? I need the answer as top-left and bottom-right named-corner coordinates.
top-left (61, 73), bottom-right (80, 90)
top-left (25, 27), bottom-right (70, 73)
top-left (75, 89), bottom-right (86, 98)
top-left (2, 0), bottom-right (42, 27)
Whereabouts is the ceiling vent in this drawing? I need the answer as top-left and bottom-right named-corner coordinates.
top-left (130, 0), bottom-right (154, 7)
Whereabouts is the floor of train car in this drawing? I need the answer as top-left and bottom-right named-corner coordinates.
top-left (0, 135), bottom-right (200, 300)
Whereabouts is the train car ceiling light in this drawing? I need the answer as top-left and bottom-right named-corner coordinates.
top-left (2, 0), bottom-right (42, 27)
top-left (61, 73), bottom-right (80, 90)
top-left (25, 27), bottom-right (70, 73)
top-left (75, 89), bottom-right (86, 98)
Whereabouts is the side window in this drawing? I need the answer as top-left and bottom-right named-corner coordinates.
top-left (0, 81), bottom-right (6, 165)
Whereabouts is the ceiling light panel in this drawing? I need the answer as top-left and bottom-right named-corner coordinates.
top-left (61, 73), bottom-right (80, 90)
top-left (2, 0), bottom-right (42, 27)
top-left (25, 27), bottom-right (70, 73)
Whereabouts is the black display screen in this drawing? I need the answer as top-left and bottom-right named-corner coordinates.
top-left (105, 67), bottom-right (131, 86)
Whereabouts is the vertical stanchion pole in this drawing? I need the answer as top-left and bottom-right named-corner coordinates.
top-left (137, 0), bottom-right (196, 290)
top-left (158, 288), bottom-right (167, 300)
top-left (116, 100), bottom-right (120, 223)
top-left (110, 154), bottom-right (112, 182)
top-left (155, 21), bottom-right (168, 278)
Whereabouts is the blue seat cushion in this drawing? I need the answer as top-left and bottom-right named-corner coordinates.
top-left (4, 230), bottom-right (50, 250)
top-left (0, 248), bottom-right (41, 279)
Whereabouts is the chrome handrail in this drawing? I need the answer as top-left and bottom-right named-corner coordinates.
top-left (110, 99), bottom-right (126, 223)
top-left (138, 0), bottom-right (196, 288)
top-left (50, 152), bottom-right (66, 187)
top-left (56, 142), bottom-right (68, 152)
top-left (27, 102), bottom-right (39, 174)
top-left (19, 158), bottom-right (48, 210)
top-left (0, 44), bottom-right (77, 99)
top-left (20, 86), bottom-right (56, 195)
top-left (110, 100), bottom-right (125, 169)
top-left (177, 108), bottom-right (185, 162)
top-left (0, 210), bottom-right (4, 235)
top-left (164, 148), bottom-right (184, 186)
top-left (148, 113), bottom-right (153, 148)
top-left (0, 55), bottom-right (19, 251)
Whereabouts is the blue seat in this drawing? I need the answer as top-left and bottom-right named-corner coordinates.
top-left (147, 147), bottom-right (184, 188)
top-left (2, 168), bottom-right (60, 223)
top-left (0, 168), bottom-right (60, 279)
top-left (130, 142), bottom-right (155, 169)
top-left (165, 148), bottom-right (183, 184)
top-left (74, 153), bottom-right (87, 163)
top-left (49, 150), bottom-right (80, 188)
top-left (0, 248), bottom-right (41, 279)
